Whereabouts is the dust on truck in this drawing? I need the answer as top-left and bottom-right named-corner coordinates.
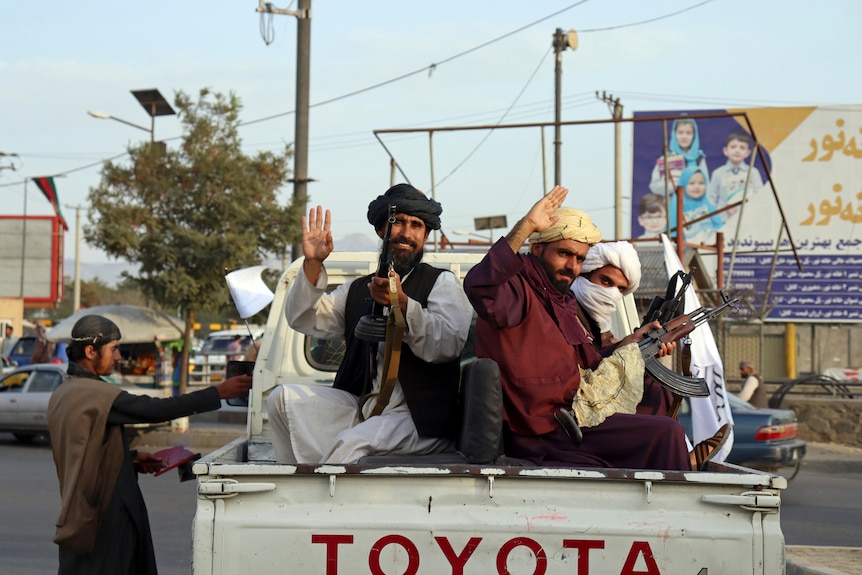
top-left (191, 252), bottom-right (787, 575)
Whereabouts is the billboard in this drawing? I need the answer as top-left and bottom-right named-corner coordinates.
top-left (0, 215), bottom-right (65, 306)
top-left (632, 106), bottom-right (861, 323)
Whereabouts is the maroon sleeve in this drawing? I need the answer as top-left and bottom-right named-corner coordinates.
top-left (463, 239), bottom-right (528, 328)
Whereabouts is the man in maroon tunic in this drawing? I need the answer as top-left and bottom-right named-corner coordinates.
top-left (464, 186), bottom-right (721, 470)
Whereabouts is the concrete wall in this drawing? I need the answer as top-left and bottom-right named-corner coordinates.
top-left (782, 398), bottom-right (862, 447)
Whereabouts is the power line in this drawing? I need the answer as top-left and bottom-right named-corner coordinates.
top-left (436, 46), bottom-right (553, 187)
top-left (239, 0), bottom-right (593, 127)
top-left (4, 1), bottom-right (722, 188)
top-left (578, 0), bottom-right (718, 33)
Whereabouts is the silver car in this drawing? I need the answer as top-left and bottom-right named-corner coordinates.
top-left (0, 363), bottom-right (167, 442)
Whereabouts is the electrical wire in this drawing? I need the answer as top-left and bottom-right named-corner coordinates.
top-left (4, 1), bottom-right (723, 188)
top-left (578, 0), bottom-right (718, 33)
top-left (240, 0), bottom-right (593, 127)
top-left (435, 46), bottom-right (553, 187)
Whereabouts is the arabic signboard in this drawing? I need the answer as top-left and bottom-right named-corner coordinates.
top-left (631, 106), bottom-right (862, 323)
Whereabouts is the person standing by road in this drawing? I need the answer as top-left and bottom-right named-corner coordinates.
top-left (737, 360), bottom-right (768, 408)
top-left (30, 322), bottom-right (55, 364)
top-left (47, 314), bottom-right (252, 575)
top-left (1, 324), bottom-right (17, 360)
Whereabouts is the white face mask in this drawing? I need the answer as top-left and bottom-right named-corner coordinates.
top-left (571, 276), bottom-right (624, 332)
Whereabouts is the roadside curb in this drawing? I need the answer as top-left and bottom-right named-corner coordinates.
top-left (786, 546), bottom-right (862, 575)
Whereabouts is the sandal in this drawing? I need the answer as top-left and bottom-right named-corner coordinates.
top-left (692, 423), bottom-right (731, 471)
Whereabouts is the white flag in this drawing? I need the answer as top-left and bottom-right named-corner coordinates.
top-left (225, 266), bottom-right (275, 319)
top-left (660, 234), bottom-right (734, 461)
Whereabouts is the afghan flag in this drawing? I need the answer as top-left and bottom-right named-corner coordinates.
top-left (32, 176), bottom-right (68, 231)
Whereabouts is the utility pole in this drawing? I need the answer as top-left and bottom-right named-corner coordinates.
top-left (553, 28), bottom-right (578, 186)
top-left (257, 0), bottom-right (312, 263)
top-left (597, 91), bottom-right (623, 239)
top-left (73, 206), bottom-right (82, 312)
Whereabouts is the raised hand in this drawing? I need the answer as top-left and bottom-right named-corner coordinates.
top-left (505, 185), bottom-right (569, 251)
top-left (525, 185), bottom-right (568, 233)
top-left (302, 205), bottom-right (334, 264)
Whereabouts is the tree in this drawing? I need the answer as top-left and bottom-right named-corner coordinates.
top-left (86, 88), bottom-right (298, 392)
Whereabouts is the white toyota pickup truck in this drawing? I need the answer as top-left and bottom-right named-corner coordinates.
top-left (191, 251), bottom-right (787, 575)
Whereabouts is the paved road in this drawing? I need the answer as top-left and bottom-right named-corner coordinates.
top-left (3, 429), bottom-right (860, 575)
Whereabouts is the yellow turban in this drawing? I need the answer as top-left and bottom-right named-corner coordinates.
top-left (528, 207), bottom-right (602, 246)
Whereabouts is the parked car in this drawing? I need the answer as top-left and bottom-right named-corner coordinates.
top-left (190, 327), bottom-right (263, 385)
top-left (0, 363), bottom-right (168, 443)
top-left (678, 393), bottom-right (807, 478)
top-left (6, 336), bottom-right (68, 367)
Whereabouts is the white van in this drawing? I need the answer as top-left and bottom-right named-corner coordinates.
top-left (189, 327), bottom-right (264, 386)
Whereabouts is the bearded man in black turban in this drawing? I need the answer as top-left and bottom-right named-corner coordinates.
top-left (266, 183), bottom-right (473, 464)
top-left (365, 183), bottom-right (442, 275)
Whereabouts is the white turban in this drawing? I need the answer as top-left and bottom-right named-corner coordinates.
top-left (581, 241), bottom-right (641, 295)
top-left (528, 207), bottom-right (602, 246)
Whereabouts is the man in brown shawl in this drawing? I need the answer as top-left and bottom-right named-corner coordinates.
top-left (48, 314), bottom-right (251, 574)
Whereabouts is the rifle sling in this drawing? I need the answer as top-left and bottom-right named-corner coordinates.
top-left (360, 273), bottom-right (406, 419)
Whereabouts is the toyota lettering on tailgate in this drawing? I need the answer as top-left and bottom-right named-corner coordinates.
top-left (311, 534), bottom-right (676, 575)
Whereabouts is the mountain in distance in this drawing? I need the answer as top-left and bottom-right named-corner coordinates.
top-left (68, 233), bottom-right (380, 287)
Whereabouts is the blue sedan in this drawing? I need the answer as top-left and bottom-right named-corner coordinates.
top-left (678, 393), bottom-right (807, 478)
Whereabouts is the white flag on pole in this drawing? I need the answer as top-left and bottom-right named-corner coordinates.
top-left (660, 234), bottom-right (734, 461)
top-left (225, 265), bottom-right (275, 319)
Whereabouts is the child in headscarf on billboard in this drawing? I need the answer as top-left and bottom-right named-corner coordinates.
top-left (667, 165), bottom-right (724, 244)
top-left (648, 117), bottom-right (709, 196)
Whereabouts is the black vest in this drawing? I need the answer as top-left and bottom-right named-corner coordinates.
top-left (334, 264), bottom-right (461, 438)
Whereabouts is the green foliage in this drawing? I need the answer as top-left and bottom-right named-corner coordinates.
top-left (85, 89), bottom-right (299, 317)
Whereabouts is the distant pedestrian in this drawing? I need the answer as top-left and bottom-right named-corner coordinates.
top-left (1, 324), bottom-right (17, 359)
top-left (737, 360), bottom-right (767, 408)
top-left (226, 334), bottom-right (243, 361)
top-left (30, 323), bottom-right (55, 364)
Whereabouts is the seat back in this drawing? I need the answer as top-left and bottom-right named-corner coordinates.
top-left (455, 358), bottom-right (503, 464)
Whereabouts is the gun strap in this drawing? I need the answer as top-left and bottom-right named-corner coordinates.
top-left (668, 337), bottom-right (693, 420)
top-left (362, 273), bottom-right (406, 419)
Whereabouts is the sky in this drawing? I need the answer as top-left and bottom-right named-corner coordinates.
top-left (2, 0), bottom-right (860, 270)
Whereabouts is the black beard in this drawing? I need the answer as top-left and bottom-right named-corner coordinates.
top-left (388, 245), bottom-right (423, 276)
top-left (539, 251), bottom-right (574, 294)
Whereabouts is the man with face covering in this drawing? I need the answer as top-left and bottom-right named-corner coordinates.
top-left (464, 186), bottom-right (728, 470)
top-left (47, 315), bottom-right (252, 575)
top-left (571, 241), bottom-right (674, 416)
top-left (266, 184), bottom-right (472, 464)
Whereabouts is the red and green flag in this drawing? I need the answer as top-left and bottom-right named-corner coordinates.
top-left (32, 176), bottom-right (68, 231)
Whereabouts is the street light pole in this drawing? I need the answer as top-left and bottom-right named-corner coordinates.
top-left (87, 110), bottom-right (152, 141)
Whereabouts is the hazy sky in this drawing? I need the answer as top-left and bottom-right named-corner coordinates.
top-left (2, 0), bottom-right (859, 264)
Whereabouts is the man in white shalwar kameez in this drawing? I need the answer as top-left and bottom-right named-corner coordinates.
top-left (267, 184), bottom-right (472, 464)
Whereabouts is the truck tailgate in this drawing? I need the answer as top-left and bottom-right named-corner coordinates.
top-left (193, 440), bottom-right (786, 575)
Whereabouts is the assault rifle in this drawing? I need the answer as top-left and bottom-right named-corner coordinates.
top-left (354, 204), bottom-right (397, 342)
top-left (642, 268), bottom-right (693, 326)
top-left (639, 291), bottom-right (740, 397)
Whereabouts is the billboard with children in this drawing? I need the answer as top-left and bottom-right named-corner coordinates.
top-left (631, 106), bottom-right (862, 323)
